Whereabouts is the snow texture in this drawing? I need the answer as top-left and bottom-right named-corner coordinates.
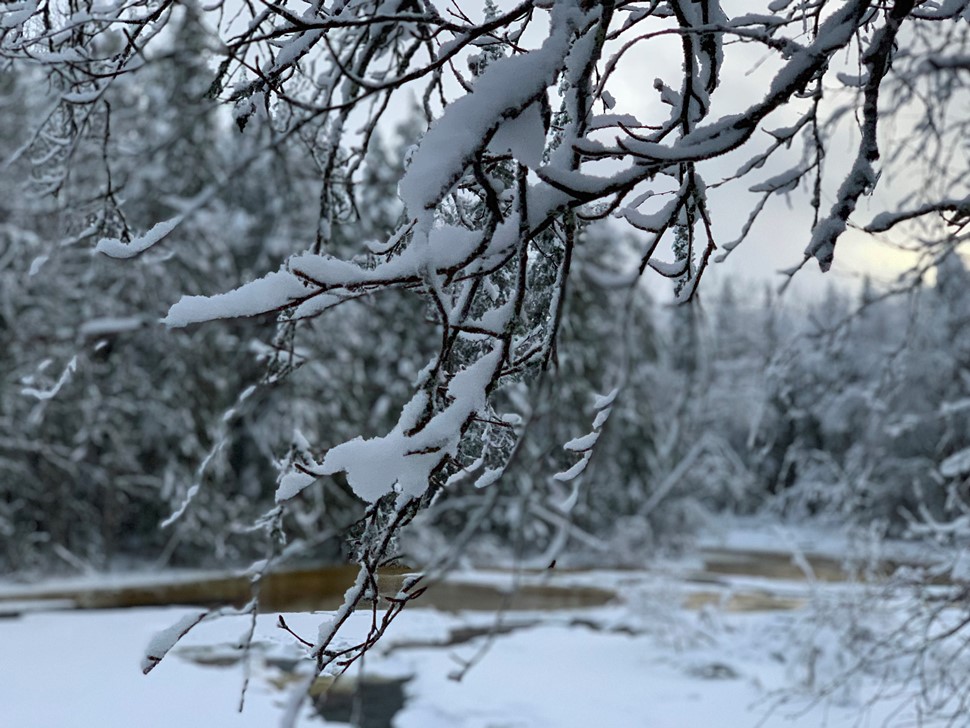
top-left (160, 484), bottom-right (200, 528)
top-left (563, 431), bottom-right (599, 452)
top-left (554, 452), bottom-right (591, 482)
top-left (488, 101), bottom-right (547, 169)
top-left (0, 0), bottom-right (38, 29)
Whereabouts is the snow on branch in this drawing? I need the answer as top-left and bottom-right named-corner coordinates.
top-left (96, 217), bottom-right (183, 259)
top-left (866, 195), bottom-right (970, 233)
top-left (6, 0), bottom-right (970, 714)
top-left (141, 611), bottom-right (208, 675)
top-left (805, 1), bottom-right (915, 271)
top-left (283, 345), bottom-right (505, 503)
top-left (21, 356), bottom-right (77, 401)
top-left (398, 4), bottom-right (576, 223)
top-left (555, 388), bottom-right (618, 483)
top-left (142, 600), bottom-right (258, 675)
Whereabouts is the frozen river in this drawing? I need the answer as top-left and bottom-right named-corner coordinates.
top-left (0, 537), bottom-right (958, 728)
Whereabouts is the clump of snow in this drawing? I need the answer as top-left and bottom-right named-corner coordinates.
top-left (96, 217), bottom-right (182, 259)
top-left (78, 316), bottom-right (144, 337)
top-left (0, 0), bottom-right (39, 29)
top-left (474, 467), bottom-right (504, 489)
top-left (563, 431), bottom-right (599, 452)
top-left (141, 611), bottom-right (208, 675)
top-left (488, 101), bottom-right (547, 169)
top-left (315, 347), bottom-right (503, 502)
top-left (555, 389), bottom-right (616, 481)
top-left (28, 254), bottom-right (48, 276)
top-left (164, 270), bottom-right (312, 327)
top-left (398, 4), bottom-right (578, 221)
top-left (275, 470), bottom-right (317, 503)
top-left (160, 484), bottom-right (200, 528)
top-left (554, 453), bottom-right (591, 482)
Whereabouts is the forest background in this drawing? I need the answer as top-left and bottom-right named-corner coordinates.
top-left (1, 0), bottom-right (969, 581)
top-left (3, 53), bottom-right (970, 578)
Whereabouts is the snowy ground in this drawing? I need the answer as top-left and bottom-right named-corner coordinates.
top-left (0, 551), bottom-right (958, 728)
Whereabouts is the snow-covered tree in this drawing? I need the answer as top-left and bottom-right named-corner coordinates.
top-left (4, 0), bottom-right (970, 714)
